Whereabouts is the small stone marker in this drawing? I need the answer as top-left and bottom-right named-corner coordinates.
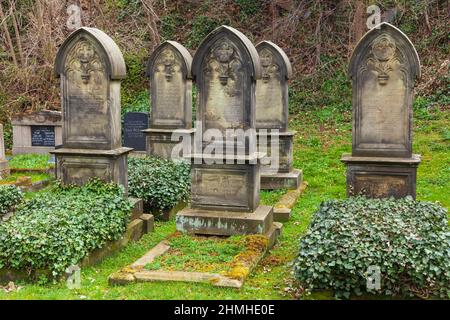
top-left (143, 41), bottom-right (194, 159)
top-left (123, 112), bottom-right (149, 152)
top-left (176, 26), bottom-right (275, 236)
top-left (255, 41), bottom-right (302, 190)
top-left (11, 111), bottom-right (62, 155)
top-left (51, 27), bottom-right (132, 191)
top-left (0, 124), bottom-right (10, 179)
top-left (341, 22), bottom-right (421, 199)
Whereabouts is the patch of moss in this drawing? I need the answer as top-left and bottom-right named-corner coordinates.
top-left (144, 234), bottom-right (269, 279)
top-left (144, 233), bottom-right (246, 274)
top-left (226, 235), bottom-right (269, 280)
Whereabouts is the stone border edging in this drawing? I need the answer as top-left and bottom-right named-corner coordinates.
top-left (273, 181), bottom-right (308, 222)
top-left (108, 222), bottom-right (282, 289)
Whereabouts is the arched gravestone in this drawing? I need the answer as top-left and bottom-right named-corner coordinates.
top-left (176, 26), bottom-right (275, 236)
top-left (51, 27), bottom-right (132, 191)
top-left (255, 41), bottom-right (302, 190)
top-left (0, 124), bottom-right (9, 179)
top-left (143, 41), bottom-right (194, 159)
top-left (341, 23), bottom-right (421, 199)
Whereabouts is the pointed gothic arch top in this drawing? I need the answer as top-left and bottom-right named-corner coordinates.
top-left (256, 41), bottom-right (292, 80)
top-left (348, 22), bottom-right (420, 82)
top-left (146, 41), bottom-right (193, 79)
top-left (55, 27), bottom-right (126, 80)
top-left (192, 25), bottom-right (261, 80)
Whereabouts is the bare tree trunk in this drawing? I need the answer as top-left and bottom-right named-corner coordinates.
top-left (9, 0), bottom-right (24, 66)
top-left (0, 1), bottom-right (18, 66)
top-left (350, 0), bottom-right (365, 51)
top-left (141, 0), bottom-right (161, 48)
top-left (314, 10), bottom-right (323, 69)
top-left (423, 0), bottom-right (432, 33)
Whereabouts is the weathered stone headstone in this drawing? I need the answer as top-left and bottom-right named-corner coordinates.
top-left (12, 111), bottom-right (62, 155)
top-left (176, 26), bottom-right (275, 236)
top-left (124, 112), bottom-right (149, 152)
top-left (341, 23), bottom-right (421, 199)
top-left (143, 41), bottom-right (194, 159)
top-left (255, 41), bottom-right (302, 189)
top-left (51, 27), bottom-right (132, 191)
top-left (0, 124), bottom-right (9, 179)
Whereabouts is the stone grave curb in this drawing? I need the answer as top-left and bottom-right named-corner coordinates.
top-left (0, 177), bottom-right (53, 193)
top-left (108, 222), bottom-right (282, 289)
top-left (10, 168), bottom-right (54, 175)
top-left (273, 181), bottom-right (308, 222)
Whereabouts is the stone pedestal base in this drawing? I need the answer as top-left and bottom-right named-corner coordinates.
top-left (51, 147), bottom-right (133, 193)
top-left (144, 128), bottom-right (195, 160)
top-left (188, 153), bottom-right (264, 212)
top-left (261, 169), bottom-right (302, 190)
top-left (258, 131), bottom-right (301, 190)
top-left (341, 153), bottom-right (421, 199)
top-left (0, 160), bottom-right (9, 179)
top-left (176, 205), bottom-right (274, 236)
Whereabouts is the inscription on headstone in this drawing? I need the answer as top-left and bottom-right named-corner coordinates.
top-left (255, 41), bottom-right (301, 190)
top-left (176, 25), bottom-right (274, 236)
top-left (191, 169), bottom-right (248, 209)
top-left (356, 33), bottom-right (410, 155)
top-left (255, 43), bottom-right (290, 130)
top-left (31, 126), bottom-right (56, 147)
top-left (63, 37), bottom-right (111, 149)
top-left (52, 27), bottom-right (132, 191)
top-left (11, 111), bottom-right (62, 155)
top-left (124, 112), bottom-right (149, 151)
top-left (341, 22), bottom-right (421, 199)
top-left (204, 39), bottom-right (245, 131)
top-left (144, 41), bottom-right (194, 159)
top-left (147, 41), bottom-right (192, 129)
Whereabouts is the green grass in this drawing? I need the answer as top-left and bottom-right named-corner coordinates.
top-left (0, 106), bottom-right (448, 300)
top-left (260, 189), bottom-right (287, 206)
top-left (0, 172), bottom-right (50, 184)
top-left (144, 234), bottom-right (245, 274)
top-left (8, 154), bottom-right (52, 170)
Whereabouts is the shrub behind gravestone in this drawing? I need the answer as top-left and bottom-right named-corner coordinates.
top-left (294, 197), bottom-right (449, 299)
top-left (127, 156), bottom-right (191, 212)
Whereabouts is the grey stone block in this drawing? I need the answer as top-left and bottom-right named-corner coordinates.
top-left (140, 214), bottom-right (155, 234)
top-left (261, 169), bottom-right (302, 190)
top-left (176, 205), bottom-right (273, 236)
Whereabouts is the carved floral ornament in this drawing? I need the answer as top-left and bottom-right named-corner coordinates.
top-left (155, 48), bottom-right (179, 82)
top-left (259, 48), bottom-right (280, 83)
top-left (66, 38), bottom-right (104, 84)
top-left (366, 34), bottom-right (403, 85)
top-left (210, 39), bottom-right (241, 86)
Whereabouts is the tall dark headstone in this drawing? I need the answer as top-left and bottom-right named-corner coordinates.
top-left (143, 41), bottom-right (194, 159)
top-left (52, 27), bottom-right (132, 191)
top-left (176, 26), bottom-right (275, 236)
top-left (255, 41), bottom-right (302, 190)
top-left (124, 112), bottom-right (149, 152)
top-left (341, 23), bottom-right (421, 199)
